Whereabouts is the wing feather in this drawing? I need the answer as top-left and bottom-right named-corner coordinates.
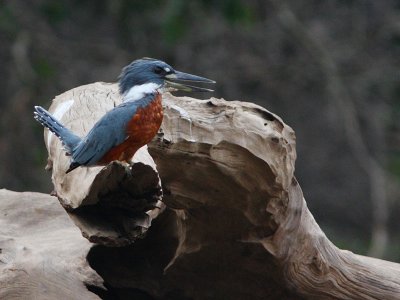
top-left (70, 93), bottom-right (157, 167)
top-left (71, 102), bottom-right (137, 165)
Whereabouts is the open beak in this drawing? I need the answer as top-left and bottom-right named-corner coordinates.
top-left (165, 71), bottom-right (215, 92)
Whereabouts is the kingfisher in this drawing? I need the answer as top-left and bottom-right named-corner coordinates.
top-left (34, 58), bottom-right (215, 173)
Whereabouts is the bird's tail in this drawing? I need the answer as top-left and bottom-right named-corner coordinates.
top-left (34, 106), bottom-right (81, 155)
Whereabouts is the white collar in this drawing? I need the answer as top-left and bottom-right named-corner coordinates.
top-left (123, 82), bottom-right (161, 102)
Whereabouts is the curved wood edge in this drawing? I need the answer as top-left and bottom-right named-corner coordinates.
top-left (266, 179), bottom-right (400, 300)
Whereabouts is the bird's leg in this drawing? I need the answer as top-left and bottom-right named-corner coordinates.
top-left (119, 160), bottom-right (133, 170)
top-left (127, 160), bottom-right (135, 169)
top-left (128, 159), bottom-right (134, 168)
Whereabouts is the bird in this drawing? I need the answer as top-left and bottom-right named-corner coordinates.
top-left (34, 58), bottom-right (215, 173)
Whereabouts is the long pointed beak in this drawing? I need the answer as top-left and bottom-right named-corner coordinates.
top-left (165, 70), bottom-right (215, 92)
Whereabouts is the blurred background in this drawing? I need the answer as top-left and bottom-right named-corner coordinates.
top-left (0, 0), bottom-right (399, 261)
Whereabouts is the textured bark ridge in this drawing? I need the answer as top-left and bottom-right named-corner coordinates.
top-left (4, 82), bottom-right (399, 299)
top-left (43, 83), bottom-right (164, 246)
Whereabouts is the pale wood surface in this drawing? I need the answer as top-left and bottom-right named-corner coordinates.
top-left (149, 93), bottom-right (400, 300)
top-left (0, 189), bottom-right (102, 299)
top-left (3, 83), bottom-right (399, 299)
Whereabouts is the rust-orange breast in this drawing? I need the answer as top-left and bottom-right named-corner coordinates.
top-left (99, 94), bottom-right (163, 164)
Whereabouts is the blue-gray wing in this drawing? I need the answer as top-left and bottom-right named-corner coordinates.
top-left (71, 101), bottom-right (138, 166)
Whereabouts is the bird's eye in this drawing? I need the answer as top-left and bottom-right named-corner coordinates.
top-left (154, 66), bottom-right (164, 75)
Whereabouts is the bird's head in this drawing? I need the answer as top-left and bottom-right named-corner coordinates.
top-left (118, 58), bottom-right (215, 101)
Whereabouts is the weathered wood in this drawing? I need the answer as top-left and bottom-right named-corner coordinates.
top-left (0, 189), bottom-right (103, 299)
top-left (29, 82), bottom-right (400, 299)
top-left (147, 94), bottom-right (400, 299)
top-left (272, 180), bottom-right (400, 300)
top-left (43, 83), bottom-right (164, 246)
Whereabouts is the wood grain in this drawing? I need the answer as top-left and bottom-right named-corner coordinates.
top-left (20, 82), bottom-right (400, 299)
top-left (0, 189), bottom-right (102, 299)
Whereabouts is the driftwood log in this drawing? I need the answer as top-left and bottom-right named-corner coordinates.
top-left (1, 82), bottom-right (399, 299)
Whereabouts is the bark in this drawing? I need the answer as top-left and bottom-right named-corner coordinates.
top-left (2, 83), bottom-right (399, 299)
